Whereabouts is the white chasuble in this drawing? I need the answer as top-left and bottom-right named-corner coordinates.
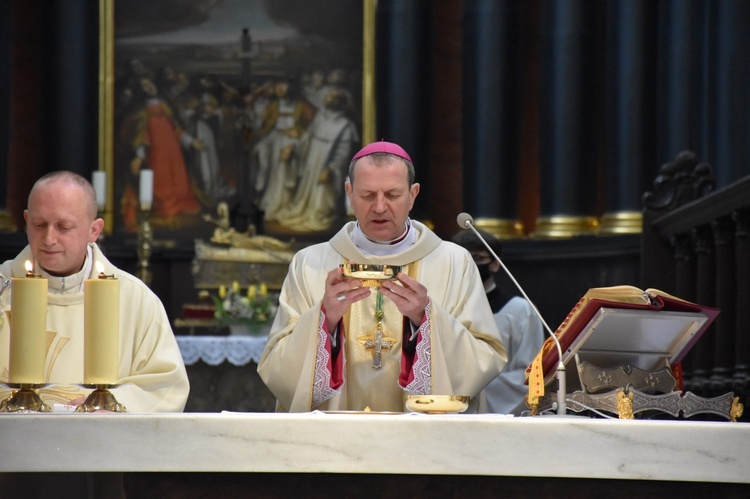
top-left (258, 221), bottom-right (507, 413)
top-left (0, 244), bottom-right (189, 413)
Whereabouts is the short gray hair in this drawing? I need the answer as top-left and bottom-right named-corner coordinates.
top-left (348, 153), bottom-right (415, 185)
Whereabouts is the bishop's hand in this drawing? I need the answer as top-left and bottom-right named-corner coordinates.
top-left (324, 266), bottom-right (370, 331)
top-left (380, 273), bottom-right (428, 325)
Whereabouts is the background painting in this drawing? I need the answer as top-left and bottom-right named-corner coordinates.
top-left (109, 0), bottom-right (365, 241)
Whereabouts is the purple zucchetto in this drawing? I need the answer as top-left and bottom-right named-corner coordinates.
top-left (351, 140), bottom-right (412, 163)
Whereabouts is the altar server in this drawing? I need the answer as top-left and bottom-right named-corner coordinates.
top-left (0, 171), bottom-right (189, 412)
top-left (258, 141), bottom-right (507, 412)
top-left (452, 228), bottom-right (545, 415)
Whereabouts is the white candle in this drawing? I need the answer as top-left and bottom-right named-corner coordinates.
top-left (83, 264), bottom-right (120, 384)
top-left (139, 169), bottom-right (154, 210)
top-left (92, 170), bottom-right (107, 211)
top-left (9, 265), bottom-right (48, 384)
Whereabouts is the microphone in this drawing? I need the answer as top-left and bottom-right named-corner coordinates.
top-left (456, 212), bottom-right (567, 416)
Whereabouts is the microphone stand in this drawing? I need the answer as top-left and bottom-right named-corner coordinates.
top-left (457, 213), bottom-right (567, 416)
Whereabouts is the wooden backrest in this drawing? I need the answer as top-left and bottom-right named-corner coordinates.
top-left (642, 151), bottom-right (750, 407)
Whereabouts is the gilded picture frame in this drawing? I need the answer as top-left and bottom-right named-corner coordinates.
top-left (98, 0), bottom-right (376, 241)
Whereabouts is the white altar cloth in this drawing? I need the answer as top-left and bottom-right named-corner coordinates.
top-left (176, 336), bottom-right (267, 366)
top-left (0, 413), bottom-right (747, 483)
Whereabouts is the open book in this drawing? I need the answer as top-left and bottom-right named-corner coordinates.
top-left (524, 286), bottom-right (720, 403)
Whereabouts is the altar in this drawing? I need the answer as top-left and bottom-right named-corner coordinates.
top-left (175, 335), bottom-right (275, 412)
top-left (0, 413), bottom-right (748, 497)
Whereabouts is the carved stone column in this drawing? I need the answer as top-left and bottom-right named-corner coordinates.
top-left (600, 0), bottom-right (657, 235)
top-left (657, 0), bottom-right (707, 163)
top-left (462, 0), bottom-right (523, 239)
top-left (535, 0), bottom-right (604, 237)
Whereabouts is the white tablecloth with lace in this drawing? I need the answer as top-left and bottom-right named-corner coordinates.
top-left (176, 336), bottom-right (268, 366)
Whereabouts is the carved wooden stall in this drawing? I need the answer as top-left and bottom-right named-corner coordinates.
top-left (642, 151), bottom-right (750, 419)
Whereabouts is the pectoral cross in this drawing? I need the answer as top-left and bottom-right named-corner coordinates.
top-left (358, 324), bottom-right (396, 369)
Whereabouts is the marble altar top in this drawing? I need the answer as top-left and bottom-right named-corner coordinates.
top-left (0, 412), bottom-right (747, 483)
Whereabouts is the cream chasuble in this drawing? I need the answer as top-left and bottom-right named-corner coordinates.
top-left (0, 244), bottom-right (190, 413)
top-left (258, 221), bottom-right (508, 413)
top-left (344, 262), bottom-right (420, 412)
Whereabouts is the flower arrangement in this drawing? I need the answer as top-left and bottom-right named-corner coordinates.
top-left (211, 281), bottom-right (278, 333)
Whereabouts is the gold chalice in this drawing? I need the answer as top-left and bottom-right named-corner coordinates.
top-left (340, 263), bottom-right (401, 287)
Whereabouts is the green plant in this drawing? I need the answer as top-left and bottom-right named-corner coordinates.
top-left (211, 283), bottom-right (277, 332)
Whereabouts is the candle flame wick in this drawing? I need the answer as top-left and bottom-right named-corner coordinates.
top-left (24, 260), bottom-right (40, 278)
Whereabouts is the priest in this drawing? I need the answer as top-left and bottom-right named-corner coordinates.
top-left (258, 141), bottom-right (507, 412)
top-left (0, 171), bottom-right (189, 412)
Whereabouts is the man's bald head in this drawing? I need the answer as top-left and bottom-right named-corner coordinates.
top-left (24, 171), bottom-right (103, 276)
top-left (29, 171), bottom-right (98, 221)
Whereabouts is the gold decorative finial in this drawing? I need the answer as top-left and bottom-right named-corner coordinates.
top-left (617, 390), bottom-right (634, 419)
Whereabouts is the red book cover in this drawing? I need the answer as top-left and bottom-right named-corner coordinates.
top-left (525, 286), bottom-right (719, 386)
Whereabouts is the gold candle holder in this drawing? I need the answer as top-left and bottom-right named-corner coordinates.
top-left (75, 384), bottom-right (126, 413)
top-left (0, 383), bottom-right (52, 413)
